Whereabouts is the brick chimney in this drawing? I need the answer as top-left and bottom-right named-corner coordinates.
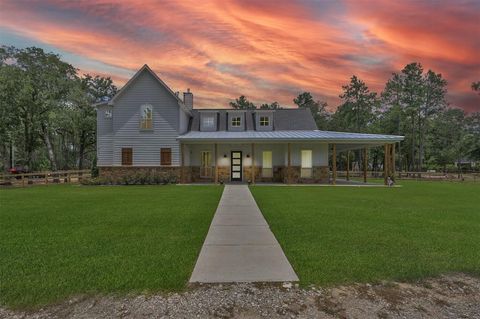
top-left (183, 88), bottom-right (193, 109)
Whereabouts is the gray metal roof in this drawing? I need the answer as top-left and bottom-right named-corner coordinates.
top-left (189, 108), bottom-right (317, 131)
top-left (178, 130), bottom-right (404, 143)
top-left (273, 109), bottom-right (317, 130)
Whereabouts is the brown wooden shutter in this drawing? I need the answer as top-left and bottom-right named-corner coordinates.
top-left (121, 148), bottom-right (132, 166)
top-left (160, 148), bottom-right (172, 166)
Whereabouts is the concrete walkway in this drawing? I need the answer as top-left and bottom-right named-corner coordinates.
top-left (190, 184), bottom-right (298, 283)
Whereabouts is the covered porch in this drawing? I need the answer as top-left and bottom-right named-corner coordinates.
top-left (178, 131), bottom-right (404, 186)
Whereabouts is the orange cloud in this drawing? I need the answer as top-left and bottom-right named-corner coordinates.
top-left (0, 0), bottom-right (478, 112)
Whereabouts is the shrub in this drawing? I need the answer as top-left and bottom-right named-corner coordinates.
top-left (81, 170), bottom-right (178, 186)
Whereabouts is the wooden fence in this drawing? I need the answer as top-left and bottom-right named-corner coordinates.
top-left (335, 170), bottom-right (480, 182)
top-left (0, 170), bottom-right (91, 187)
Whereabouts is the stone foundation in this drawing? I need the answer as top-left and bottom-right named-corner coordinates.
top-left (99, 165), bottom-right (329, 184)
top-left (99, 166), bottom-right (182, 184)
top-left (284, 166), bottom-right (329, 184)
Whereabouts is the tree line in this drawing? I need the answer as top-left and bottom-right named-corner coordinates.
top-left (1, 46), bottom-right (479, 173)
top-left (232, 63), bottom-right (480, 172)
top-left (0, 46), bottom-right (117, 172)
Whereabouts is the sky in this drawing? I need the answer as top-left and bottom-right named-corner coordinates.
top-left (0, 0), bottom-right (479, 112)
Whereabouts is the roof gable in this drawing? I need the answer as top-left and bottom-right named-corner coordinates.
top-left (109, 64), bottom-right (191, 115)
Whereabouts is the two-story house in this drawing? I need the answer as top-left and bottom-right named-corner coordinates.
top-left (95, 65), bottom-right (403, 184)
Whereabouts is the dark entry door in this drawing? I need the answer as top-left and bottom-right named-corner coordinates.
top-left (231, 151), bottom-right (242, 181)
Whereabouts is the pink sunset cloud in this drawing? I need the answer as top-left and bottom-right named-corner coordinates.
top-left (0, 0), bottom-right (478, 112)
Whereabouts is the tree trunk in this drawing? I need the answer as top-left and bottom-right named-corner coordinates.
top-left (410, 116), bottom-right (415, 171)
top-left (23, 118), bottom-right (31, 169)
top-left (1, 143), bottom-right (10, 172)
top-left (418, 114), bottom-right (424, 172)
top-left (78, 130), bottom-right (86, 170)
top-left (41, 123), bottom-right (58, 171)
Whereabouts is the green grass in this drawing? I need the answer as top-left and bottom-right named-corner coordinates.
top-left (0, 184), bottom-right (223, 308)
top-left (250, 181), bottom-right (480, 286)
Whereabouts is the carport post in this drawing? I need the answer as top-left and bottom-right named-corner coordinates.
top-left (332, 144), bottom-right (337, 185)
top-left (384, 143), bottom-right (389, 185)
top-left (363, 148), bottom-right (368, 183)
top-left (346, 151), bottom-right (350, 181)
top-left (391, 143), bottom-right (396, 179)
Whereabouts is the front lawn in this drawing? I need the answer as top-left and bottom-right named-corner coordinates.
top-left (0, 185), bottom-right (223, 308)
top-left (250, 181), bottom-right (480, 286)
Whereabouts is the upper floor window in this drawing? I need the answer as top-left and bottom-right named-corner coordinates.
top-left (140, 104), bottom-right (153, 129)
top-left (231, 116), bottom-right (241, 127)
top-left (259, 116), bottom-right (270, 126)
top-left (203, 116), bottom-right (215, 129)
top-left (105, 110), bottom-right (112, 118)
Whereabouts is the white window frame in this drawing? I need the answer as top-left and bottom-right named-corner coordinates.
top-left (301, 149), bottom-right (313, 178)
top-left (105, 109), bottom-right (112, 118)
top-left (262, 151), bottom-right (273, 178)
top-left (259, 116), bottom-right (270, 126)
top-left (140, 104), bottom-right (153, 129)
top-left (202, 116), bottom-right (215, 129)
top-left (231, 116), bottom-right (242, 127)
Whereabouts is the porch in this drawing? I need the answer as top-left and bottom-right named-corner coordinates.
top-left (179, 141), bottom-right (398, 186)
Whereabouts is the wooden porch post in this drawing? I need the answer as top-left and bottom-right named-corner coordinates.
top-left (251, 143), bottom-right (255, 184)
top-left (346, 150), bottom-right (350, 181)
top-left (363, 148), bottom-right (368, 183)
top-left (332, 144), bottom-right (337, 185)
top-left (214, 143), bottom-right (218, 184)
top-left (384, 143), bottom-right (389, 185)
top-left (391, 143), bottom-right (396, 179)
top-left (287, 143), bottom-right (291, 184)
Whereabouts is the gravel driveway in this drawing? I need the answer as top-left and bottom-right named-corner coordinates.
top-left (1, 273), bottom-right (479, 318)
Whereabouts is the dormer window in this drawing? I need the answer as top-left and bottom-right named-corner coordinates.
top-left (140, 104), bottom-right (153, 129)
top-left (203, 115), bottom-right (215, 128)
top-left (259, 116), bottom-right (270, 126)
top-left (231, 116), bottom-right (241, 127)
top-left (255, 111), bottom-right (273, 131)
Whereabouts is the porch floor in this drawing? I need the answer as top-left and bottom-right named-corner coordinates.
top-left (180, 179), bottom-right (386, 187)
top-left (189, 184), bottom-right (298, 283)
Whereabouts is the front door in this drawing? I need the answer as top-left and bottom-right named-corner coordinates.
top-left (231, 151), bottom-right (242, 181)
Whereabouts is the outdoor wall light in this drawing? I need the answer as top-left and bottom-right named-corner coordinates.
top-left (246, 154), bottom-right (250, 158)
top-left (223, 154), bottom-right (227, 158)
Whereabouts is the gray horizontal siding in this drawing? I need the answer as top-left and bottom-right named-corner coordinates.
top-left (112, 140), bottom-right (180, 166)
top-left (97, 135), bottom-right (113, 166)
top-left (96, 105), bottom-right (113, 165)
top-left (108, 69), bottom-right (182, 166)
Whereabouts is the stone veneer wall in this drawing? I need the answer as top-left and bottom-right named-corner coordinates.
top-left (99, 166), bottom-right (183, 183)
top-left (284, 166), bottom-right (329, 184)
top-left (99, 165), bottom-right (329, 184)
